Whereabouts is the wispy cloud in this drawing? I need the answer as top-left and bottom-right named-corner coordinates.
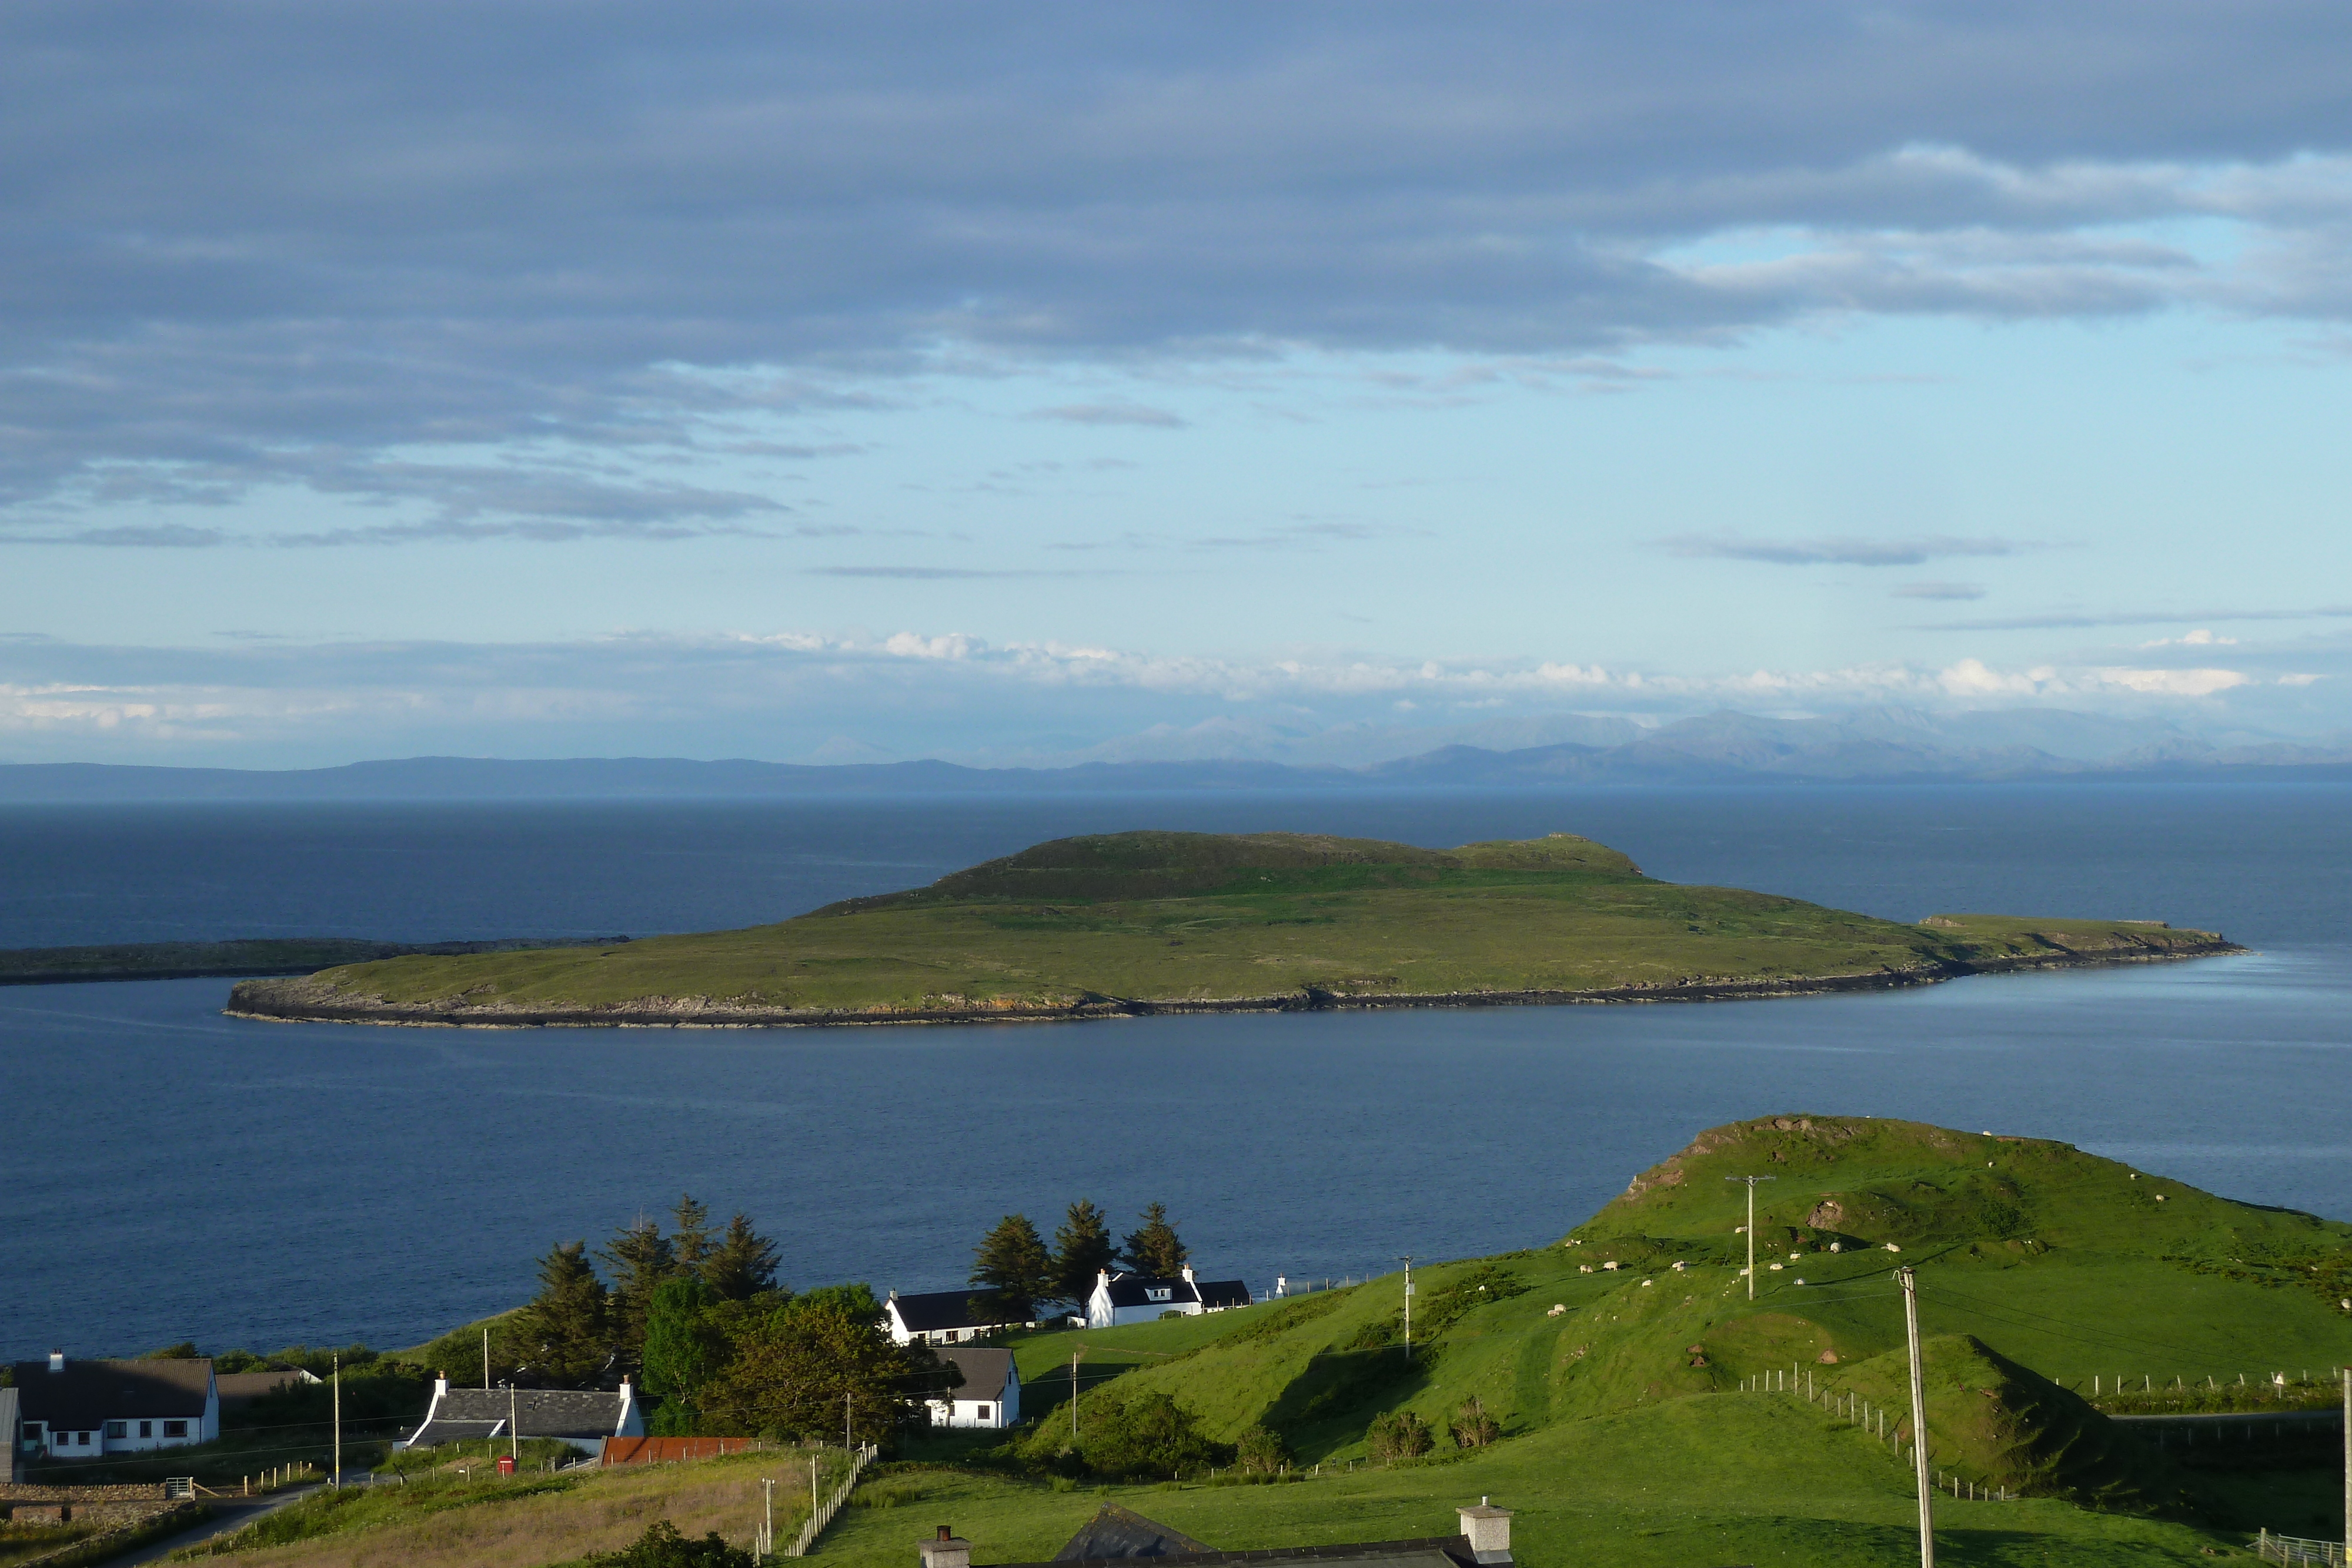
top-left (1664, 534), bottom-right (2029, 567)
top-left (806, 566), bottom-right (1105, 580)
top-left (1026, 403), bottom-right (1188, 429)
top-left (2140, 628), bottom-right (2237, 648)
top-left (1923, 606), bottom-right (2352, 631)
top-left (1892, 581), bottom-right (1988, 600)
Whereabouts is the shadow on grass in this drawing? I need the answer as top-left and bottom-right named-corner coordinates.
top-left (1262, 1348), bottom-right (1430, 1460)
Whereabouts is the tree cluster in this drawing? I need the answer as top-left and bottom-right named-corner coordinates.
top-left (507, 1196), bottom-right (949, 1443)
top-left (968, 1200), bottom-right (1192, 1320)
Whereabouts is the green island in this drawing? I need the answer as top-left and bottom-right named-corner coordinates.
top-left (96, 1116), bottom-right (2352, 1567)
top-left (223, 829), bottom-right (2237, 1028)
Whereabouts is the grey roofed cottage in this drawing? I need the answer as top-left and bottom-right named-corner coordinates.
top-left (1085, 1266), bottom-right (1251, 1328)
top-left (918, 1499), bottom-right (1512, 1568)
top-left (9, 1354), bottom-right (219, 1457)
top-left (883, 1288), bottom-right (1036, 1346)
top-left (926, 1346), bottom-right (1020, 1430)
top-left (397, 1375), bottom-right (643, 1456)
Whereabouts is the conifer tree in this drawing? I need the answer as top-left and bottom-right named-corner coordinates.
top-left (599, 1218), bottom-right (676, 1370)
top-left (1052, 1199), bottom-right (1118, 1306)
top-left (517, 1240), bottom-right (611, 1385)
top-left (701, 1213), bottom-right (783, 1301)
top-left (969, 1213), bottom-right (1054, 1322)
top-left (1120, 1203), bottom-right (1188, 1278)
top-left (671, 1195), bottom-right (713, 1272)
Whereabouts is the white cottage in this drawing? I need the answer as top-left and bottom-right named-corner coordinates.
top-left (9, 1353), bottom-right (219, 1457)
top-left (883, 1289), bottom-right (1035, 1346)
top-left (1085, 1266), bottom-right (1250, 1328)
top-left (925, 1346), bottom-right (1020, 1430)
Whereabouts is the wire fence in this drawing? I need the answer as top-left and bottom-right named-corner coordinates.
top-left (2257, 1529), bottom-right (2347, 1566)
top-left (774, 1442), bottom-right (877, 1559)
top-left (1743, 1366), bottom-right (2019, 1502)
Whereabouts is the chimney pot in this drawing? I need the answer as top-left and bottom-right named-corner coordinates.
top-left (1457, 1498), bottom-right (1512, 1563)
top-left (920, 1526), bottom-right (973, 1568)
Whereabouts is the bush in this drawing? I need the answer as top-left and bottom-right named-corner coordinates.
top-left (1449, 1396), bottom-right (1499, 1449)
top-left (1365, 1409), bottom-right (1432, 1464)
top-left (1234, 1424), bottom-right (1291, 1475)
top-left (592, 1518), bottom-right (754, 1568)
top-left (1081, 1392), bottom-right (1229, 1480)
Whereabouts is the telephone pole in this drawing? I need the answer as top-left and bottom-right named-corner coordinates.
top-left (1900, 1266), bottom-right (1935, 1568)
top-left (331, 1355), bottom-right (342, 1489)
top-left (1398, 1257), bottom-right (1415, 1362)
top-left (1725, 1176), bottom-right (1776, 1301)
top-left (509, 1380), bottom-right (519, 1466)
top-left (2340, 1365), bottom-right (2348, 1559)
top-left (482, 1329), bottom-right (490, 1390)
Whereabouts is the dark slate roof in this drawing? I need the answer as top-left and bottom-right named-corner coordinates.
top-left (406, 1418), bottom-right (504, 1446)
top-left (888, 1289), bottom-right (1023, 1332)
top-left (410, 1388), bottom-right (630, 1443)
top-left (1100, 1275), bottom-right (1200, 1309)
top-left (1054, 1505), bottom-right (1213, 1561)
top-left (11, 1360), bottom-right (212, 1427)
top-left (1196, 1279), bottom-right (1251, 1310)
top-left (1037, 1538), bottom-right (1488, 1568)
top-left (932, 1346), bottom-right (1015, 1402)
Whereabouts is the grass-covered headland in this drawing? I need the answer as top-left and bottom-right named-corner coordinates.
top-left (225, 830), bottom-right (2236, 1028)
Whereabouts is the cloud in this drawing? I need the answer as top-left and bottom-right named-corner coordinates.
top-left (807, 565), bottom-right (1103, 580)
top-left (2089, 666), bottom-right (2253, 697)
top-left (7, 9), bottom-right (2352, 530)
top-left (1664, 534), bottom-right (2027, 566)
top-left (1026, 403), bottom-right (1188, 428)
top-left (1892, 581), bottom-right (1988, 600)
top-left (2140, 628), bottom-right (2237, 648)
top-left (1923, 606), bottom-right (2352, 631)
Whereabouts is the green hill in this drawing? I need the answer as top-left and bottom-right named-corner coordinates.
top-left (225, 831), bottom-right (2234, 1027)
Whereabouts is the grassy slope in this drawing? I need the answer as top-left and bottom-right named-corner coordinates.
top-left (248, 831), bottom-right (2229, 1016)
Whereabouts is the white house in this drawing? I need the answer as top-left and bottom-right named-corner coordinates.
top-left (883, 1289), bottom-right (1036, 1346)
top-left (397, 1375), bottom-right (643, 1457)
top-left (925, 1346), bottom-right (1020, 1430)
top-left (9, 1353), bottom-right (219, 1457)
top-left (1085, 1266), bottom-right (1251, 1329)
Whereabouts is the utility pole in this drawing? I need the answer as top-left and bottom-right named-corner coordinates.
top-left (845, 1391), bottom-right (853, 1455)
top-left (1398, 1257), bottom-right (1415, 1362)
top-left (2341, 1365), bottom-right (2348, 1559)
top-left (1900, 1267), bottom-right (1935, 1568)
top-left (483, 1329), bottom-right (490, 1390)
top-left (1725, 1176), bottom-right (1777, 1301)
top-left (332, 1355), bottom-right (342, 1489)
top-left (510, 1380), bottom-right (519, 1466)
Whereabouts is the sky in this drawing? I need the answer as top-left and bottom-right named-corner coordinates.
top-left (5, 2), bottom-right (2352, 768)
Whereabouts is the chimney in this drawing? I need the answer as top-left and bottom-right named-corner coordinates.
top-left (433, 1372), bottom-right (449, 1398)
top-left (48, 1350), bottom-right (65, 1374)
top-left (1180, 1265), bottom-right (1195, 1284)
top-left (1457, 1498), bottom-right (1512, 1564)
top-left (918, 1525), bottom-right (971, 1568)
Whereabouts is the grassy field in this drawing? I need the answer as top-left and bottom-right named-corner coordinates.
top-left (227, 831), bottom-right (2231, 1023)
top-left (165, 1117), bottom-right (2351, 1564)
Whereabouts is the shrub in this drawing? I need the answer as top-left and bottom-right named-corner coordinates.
top-left (593, 1518), bottom-right (754, 1567)
top-left (1449, 1396), bottom-right (1499, 1449)
top-left (1234, 1424), bottom-right (1291, 1475)
top-left (1365, 1409), bottom-right (1433, 1464)
top-left (1082, 1392), bottom-right (1228, 1480)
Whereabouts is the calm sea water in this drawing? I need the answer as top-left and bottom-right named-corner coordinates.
top-left (5, 784), bottom-right (2349, 1363)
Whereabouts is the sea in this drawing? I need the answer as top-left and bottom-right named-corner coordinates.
top-left (5, 783), bottom-right (2350, 1366)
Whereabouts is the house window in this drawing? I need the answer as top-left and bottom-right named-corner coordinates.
top-left (164, 1420), bottom-right (188, 1439)
top-left (976, 1405), bottom-right (991, 1422)
top-left (106, 1422), bottom-right (127, 1439)
top-left (24, 1423), bottom-right (42, 1442)
top-left (77, 1432), bottom-right (92, 1447)
top-left (140, 1421), bottom-right (153, 1438)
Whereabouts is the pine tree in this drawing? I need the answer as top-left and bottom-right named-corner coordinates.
top-left (600, 1218), bottom-right (676, 1371)
top-left (701, 1213), bottom-right (782, 1301)
top-left (517, 1240), bottom-right (610, 1384)
top-left (1120, 1203), bottom-right (1188, 1278)
top-left (671, 1195), bottom-right (713, 1273)
top-left (1052, 1199), bottom-right (1118, 1306)
top-left (969, 1213), bottom-right (1054, 1322)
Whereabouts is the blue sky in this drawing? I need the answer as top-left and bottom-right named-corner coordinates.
top-left (5, 4), bottom-right (2351, 767)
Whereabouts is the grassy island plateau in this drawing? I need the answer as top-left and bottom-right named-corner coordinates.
top-left (224, 830), bottom-right (2238, 1028)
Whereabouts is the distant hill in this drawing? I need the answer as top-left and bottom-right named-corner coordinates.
top-left (8, 707), bottom-right (2352, 801)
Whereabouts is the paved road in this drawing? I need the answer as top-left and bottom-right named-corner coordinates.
top-left (101, 1474), bottom-right (350, 1566)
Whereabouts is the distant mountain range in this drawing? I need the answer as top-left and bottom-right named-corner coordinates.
top-left (8, 708), bottom-right (2352, 801)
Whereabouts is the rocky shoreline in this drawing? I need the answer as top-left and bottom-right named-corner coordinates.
top-left (223, 937), bottom-right (2243, 1030)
